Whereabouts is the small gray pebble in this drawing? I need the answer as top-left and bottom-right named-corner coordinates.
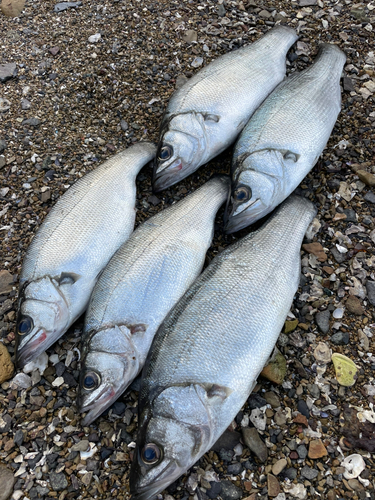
top-left (301, 466), bottom-right (318, 480)
top-left (297, 444), bottom-right (308, 459)
top-left (366, 281), bottom-right (375, 306)
top-left (364, 191), bottom-right (375, 204)
top-left (315, 310), bottom-right (330, 334)
top-left (220, 481), bottom-right (242, 500)
top-left (330, 331), bottom-right (350, 345)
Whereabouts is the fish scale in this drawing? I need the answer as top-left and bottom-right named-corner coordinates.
top-left (78, 175), bottom-right (230, 425)
top-left (131, 195), bottom-right (317, 500)
top-left (16, 142), bottom-right (156, 368)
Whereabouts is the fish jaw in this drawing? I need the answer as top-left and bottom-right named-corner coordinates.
top-left (79, 384), bottom-right (119, 426)
top-left (130, 460), bottom-right (180, 500)
top-left (224, 198), bottom-right (267, 233)
top-left (16, 329), bottom-right (48, 368)
top-left (153, 158), bottom-right (184, 192)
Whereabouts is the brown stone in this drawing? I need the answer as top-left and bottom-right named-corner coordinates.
top-left (260, 347), bottom-right (287, 385)
top-left (323, 266), bottom-right (334, 275)
top-left (0, 270), bottom-right (13, 294)
top-left (327, 490), bottom-right (337, 500)
top-left (0, 343), bottom-right (14, 384)
top-left (290, 451), bottom-right (299, 460)
top-left (0, 0), bottom-right (25, 17)
top-left (346, 295), bottom-right (364, 315)
top-left (302, 242), bottom-right (327, 262)
top-left (267, 474), bottom-right (280, 497)
top-left (356, 170), bottom-right (375, 187)
top-left (0, 465), bottom-right (15, 500)
top-left (308, 439), bottom-right (328, 459)
top-left (293, 414), bottom-right (308, 427)
top-left (272, 458), bottom-right (287, 475)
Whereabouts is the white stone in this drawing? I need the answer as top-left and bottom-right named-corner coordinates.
top-left (341, 454), bottom-right (366, 479)
top-left (88, 33), bottom-right (101, 43)
top-left (52, 376), bottom-right (64, 387)
top-left (10, 373), bottom-right (32, 389)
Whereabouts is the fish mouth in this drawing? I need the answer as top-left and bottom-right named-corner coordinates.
top-left (130, 460), bottom-right (180, 500)
top-left (224, 198), bottom-right (262, 234)
top-left (152, 160), bottom-right (183, 192)
top-left (16, 329), bottom-right (49, 369)
top-left (79, 384), bottom-right (120, 426)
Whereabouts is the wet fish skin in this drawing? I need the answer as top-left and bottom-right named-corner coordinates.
top-left (226, 43), bottom-right (346, 234)
top-left (77, 175), bottom-right (230, 425)
top-left (130, 196), bottom-right (317, 500)
top-left (16, 142), bottom-right (156, 368)
top-left (153, 26), bottom-right (298, 192)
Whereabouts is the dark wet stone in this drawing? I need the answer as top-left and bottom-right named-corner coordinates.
top-left (248, 393), bottom-right (267, 409)
top-left (0, 63), bottom-right (17, 83)
top-left (46, 453), bottom-right (59, 468)
top-left (100, 448), bottom-right (113, 460)
top-left (217, 3), bottom-right (226, 16)
top-left (120, 429), bottom-right (133, 444)
top-left (343, 77), bottom-right (355, 92)
top-left (207, 481), bottom-right (222, 499)
top-left (242, 427), bottom-right (268, 462)
top-left (27, 453), bottom-right (43, 469)
top-left (343, 209), bottom-right (357, 223)
top-left (218, 449), bottom-right (234, 462)
top-left (307, 384), bottom-right (320, 399)
top-left (55, 362), bottom-right (66, 377)
top-left (331, 331), bottom-right (350, 345)
top-left (0, 140), bottom-right (7, 152)
top-left (297, 444), bottom-right (308, 459)
top-left (315, 310), bottom-right (330, 334)
top-left (63, 371), bottom-right (77, 386)
top-left (297, 399), bottom-right (310, 418)
top-left (227, 462), bottom-right (243, 475)
top-left (331, 246), bottom-right (347, 264)
top-left (220, 481), bottom-right (242, 500)
top-left (23, 117), bottom-right (41, 127)
top-left (364, 192), bottom-right (375, 204)
top-left (366, 281), bottom-right (375, 306)
top-left (299, 0), bottom-right (317, 5)
top-left (283, 467), bottom-right (297, 480)
top-left (14, 429), bottom-right (24, 447)
top-left (54, 2), bottom-right (82, 12)
top-left (112, 401), bottom-right (126, 415)
top-left (301, 466), bottom-right (319, 480)
top-left (49, 472), bottom-right (68, 491)
top-left (120, 120), bottom-right (128, 131)
top-left (211, 430), bottom-right (241, 453)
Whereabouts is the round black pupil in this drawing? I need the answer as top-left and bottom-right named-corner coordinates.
top-left (19, 318), bottom-right (31, 334)
top-left (84, 376), bottom-right (96, 389)
top-left (235, 189), bottom-right (247, 201)
top-left (160, 147), bottom-right (171, 160)
top-left (143, 447), bottom-right (157, 462)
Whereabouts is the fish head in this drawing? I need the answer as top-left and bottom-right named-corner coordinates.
top-left (225, 149), bottom-right (291, 233)
top-left (16, 276), bottom-right (70, 368)
top-left (130, 384), bottom-right (216, 499)
top-left (153, 113), bottom-right (207, 191)
top-left (78, 324), bottom-right (142, 425)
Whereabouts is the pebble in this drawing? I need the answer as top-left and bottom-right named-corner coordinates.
top-left (260, 347), bottom-right (287, 385)
top-left (296, 444), bottom-right (308, 459)
top-left (332, 353), bottom-right (358, 387)
top-left (21, 98), bottom-right (31, 110)
top-left (0, 270), bottom-right (13, 294)
top-left (330, 331), bottom-right (349, 345)
top-left (182, 30), bottom-right (198, 43)
top-left (219, 481), bottom-right (242, 500)
top-left (346, 295), bottom-right (364, 315)
top-left (284, 483), bottom-right (307, 499)
top-left (313, 342), bottom-right (331, 364)
top-left (364, 191), bottom-right (375, 204)
top-left (302, 242), bottom-right (327, 262)
top-left (0, 140), bottom-right (6, 152)
top-left (10, 373), bottom-right (32, 389)
top-left (272, 458), bottom-right (287, 476)
top-left (357, 170), bottom-right (375, 187)
top-left (49, 472), bottom-right (68, 491)
top-left (315, 310), bottom-right (330, 334)
top-left (297, 400), bottom-right (310, 418)
top-left (0, 63), bottom-right (17, 83)
top-left (0, 0), bottom-right (25, 17)
top-left (366, 281), bottom-right (375, 306)
top-left (191, 57), bottom-right (204, 68)
top-left (0, 465), bottom-right (15, 500)
top-left (0, 343), bottom-right (14, 384)
top-left (284, 319), bottom-right (298, 334)
top-left (54, 2), bottom-right (82, 12)
top-left (264, 391), bottom-right (281, 408)
top-left (267, 474), bottom-right (280, 497)
top-left (308, 439), bottom-right (328, 459)
top-left (301, 466), bottom-right (318, 480)
top-left (0, 98), bottom-right (11, 112)
top-left (88, 33), bottom-right (101, 43)
top-left (241, 427), bottom-right (268, 462)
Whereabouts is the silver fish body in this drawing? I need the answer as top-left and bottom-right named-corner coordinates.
top-left (226, 43), bottom-right (346, 233)
top-left (153, 26), bottom-right (298, 192)
top-left (130, 195), bottom-right (317, 500)
top-left (16, 142), bottom-right (156, 368)
top-left (77, 175), bottom-right (230, 425)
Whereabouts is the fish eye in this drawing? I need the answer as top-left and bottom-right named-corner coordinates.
top-left (141, 443), bottom-right (162, 465)
top-left (158, 145), bottom-right (173, 161)
top-left (83, 371), bottom-right (101, 391)
top-left (18, 316), bottom-right (34, 336)
top-left (233, 186), bottom-right (251, 203)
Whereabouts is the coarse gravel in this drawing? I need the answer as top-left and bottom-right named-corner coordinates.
top-left (1, 1), bottom-right (375, 500)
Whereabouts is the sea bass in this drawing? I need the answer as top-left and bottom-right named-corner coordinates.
top-left (225, 43), bottom-right (345, 233)
top-left (16, 142), bottom-right (156, 368)
top-left (130, 195), bottom-right (316, 500)
top-left (77, 175), bottom-right (230, 425)
top-left (153, 26), bottom-right (298, 192)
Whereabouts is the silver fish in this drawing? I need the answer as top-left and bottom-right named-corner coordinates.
top-left (77, 175), bottom-right (230, 425)
top-left (153, 26), bottom-right (298, 192)
top-left (130, 195), bottom-right (316, 500)
top-left (225, 43), bottom-right (346, 233)
top-left (16, 142), bottom-right (156, 368)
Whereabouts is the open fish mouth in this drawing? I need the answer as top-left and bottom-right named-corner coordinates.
top-left (153, 161), bottom-right (183, 192)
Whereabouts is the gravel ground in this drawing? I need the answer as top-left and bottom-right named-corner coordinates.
top-left (1, 1), bottom-right (375, 500)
